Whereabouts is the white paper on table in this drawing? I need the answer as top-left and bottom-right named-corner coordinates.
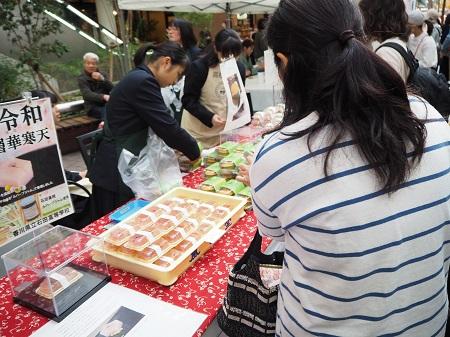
top-left (31, 283), bottom-right (207, 337)
top-left (219, 57), bottom-right (251, 132)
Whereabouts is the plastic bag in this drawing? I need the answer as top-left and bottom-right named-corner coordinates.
top-left (118, 129), bottom-right (182, 200)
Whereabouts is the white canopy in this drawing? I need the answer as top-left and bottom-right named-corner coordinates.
top-left (118, 0), bottom-right (279, 14)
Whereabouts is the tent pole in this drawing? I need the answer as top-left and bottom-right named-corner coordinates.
top-left (442, 0), bottom-right (447, 22)
top-left (226, 2), bottom-right (232, 28)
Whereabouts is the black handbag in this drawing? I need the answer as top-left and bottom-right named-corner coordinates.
top-left (217, 231), bottom-right (284, 337)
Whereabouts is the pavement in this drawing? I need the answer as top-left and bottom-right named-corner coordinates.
top-left (62, 150), bottom-right (86, 173)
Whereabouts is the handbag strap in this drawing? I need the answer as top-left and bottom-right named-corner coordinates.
top-left (233, 231), bottom-right (263, 271)
top-left (375, 42), bottom-right (419, 80)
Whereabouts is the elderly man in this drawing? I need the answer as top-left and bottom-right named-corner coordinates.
top-left (77, 52), bottom-right (113, 120)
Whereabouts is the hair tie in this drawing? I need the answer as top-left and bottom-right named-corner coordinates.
top-left (339, 30), bottom-right (355, 46)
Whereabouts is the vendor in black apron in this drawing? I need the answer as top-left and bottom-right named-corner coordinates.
top-left (90, 42), bottom-right (200, 217)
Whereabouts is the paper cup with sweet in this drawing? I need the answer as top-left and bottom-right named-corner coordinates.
top-left (200, 177), bottom-right (226, 193)
top-left (203, 151), bottom-right (221, 165)
top-left (219, 168), bottom-right (237, 180)
top-left (237, 186), bottom-right (253, 210)
top-left (217, 141), bottom-right (238, 157)
top-left (220, 153), bottom-right (245, 170)
top-left (204, 162), bottom-right (221, 178)
top-left (235, 142), bottom-right (256, 154)
top-left (218, 180), bottom-right (246, 196)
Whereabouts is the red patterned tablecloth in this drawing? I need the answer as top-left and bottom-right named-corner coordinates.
top-left (0, 168), bottom-right (264, 337)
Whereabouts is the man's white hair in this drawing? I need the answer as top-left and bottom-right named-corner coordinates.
top-left (83, 52), bottom-right (99, 62)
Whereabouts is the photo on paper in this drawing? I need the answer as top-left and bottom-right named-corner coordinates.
top-left (90, 306), bottom-right (145, 337)
top-left (226, 74), bottom-right (246, 121)
top-left (219, 58), bottom-right (251, 132)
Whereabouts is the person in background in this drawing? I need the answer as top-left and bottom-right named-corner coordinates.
top-left (408, 10), bottom-right (438, 68)
top-left (163, 19), bottom-right (201, 124)
top-left (425, 19), bottom-right (435, 37)
top-left (181, 29), bottom-right (246, 148)
top-left (77, 52), bottom-right (113, 120)
top-left (440, 15), bottom-right (450, 80)
top-left (251, 0), bottom-right (450, 335)
top-left (359, 0), bottom-right (410, 82)
top-left (199, 30), bottom-right (212, 49)
top-left (252, 18), bottom-right (268, 61)
top-left (90, 42), bottom-right (200, 216)
top-left (239, 39), bottom-right (258, 77)
top-left (427, 9), bottom-right (442, 48)
top-left (167, 19), bottom-right (201, 61)
top-left (181, 29), bottom-right (245, 148)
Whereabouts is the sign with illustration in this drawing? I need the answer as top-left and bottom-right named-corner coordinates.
top-left (0, 97), bottom-right (73, 246)
top-left (220, 58), bottom-right (251, 132)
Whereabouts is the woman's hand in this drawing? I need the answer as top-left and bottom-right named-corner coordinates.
top-left (212, 114), bottom-right (226, 128)
top-left (236, 152), bottom-right (253, 186)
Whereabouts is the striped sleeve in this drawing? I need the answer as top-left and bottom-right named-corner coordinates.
top-left (252, 191), bottom-right (285, 241)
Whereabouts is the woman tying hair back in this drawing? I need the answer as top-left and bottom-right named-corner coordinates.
top-left (90, 42), bottom-right (200, 217)
top-left (250, 0), bottom-right (450, 335)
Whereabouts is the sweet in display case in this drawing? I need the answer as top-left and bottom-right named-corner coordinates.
top-left (92, 187), bottom-right (247, 286)
top-left (2, 226), bottom-right (111, 321)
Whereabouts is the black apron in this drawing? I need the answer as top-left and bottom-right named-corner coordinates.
top-left (89, 118), bottom-right (148, 216)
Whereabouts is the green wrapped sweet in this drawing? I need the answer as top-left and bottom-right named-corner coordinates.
top-left (217, 141), bottom-right (238, 156)
top-left (235, 142), bottom-right (256, 154)
top-left (200, 176), bottom-right (227, 192)
top-left (204, 163), bottom-right (221, 178)
top-left (237, 186), bottom-right (253, 210)
top-left (220, 153), bottom-right (245, 169)
top-left (218, 180), bottom-right (246, 196)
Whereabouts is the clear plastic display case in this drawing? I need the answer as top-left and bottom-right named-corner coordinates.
top-left (2, 225), bottom-right (111, 321)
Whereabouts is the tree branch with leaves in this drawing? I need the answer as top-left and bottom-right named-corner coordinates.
top-left (0, 0), bottom-right (68, 101)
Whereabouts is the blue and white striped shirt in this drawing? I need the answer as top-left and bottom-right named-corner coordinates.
top-left (250, 98), bottom-right (450, 336)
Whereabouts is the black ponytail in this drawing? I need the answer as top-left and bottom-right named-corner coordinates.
top-left (133, 41), bottom-right (190, 70)
top-left (267, 0), bottom-right (426, 192)
top-left (201, 29), bottom-right (242, 67)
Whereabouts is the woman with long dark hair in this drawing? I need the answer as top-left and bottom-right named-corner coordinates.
top-left (90, 42), bottom-right (200, 216)
top-left (359, 0), bottom-right (410, 82)
top-left (164, 19), bottom-right (202, 124)
top-left (250, 0), bottom-right (450, 335)
top-left (167, 18), bottom-right (201, 61)
top-left (181, 29), bottom-right (246, 148)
